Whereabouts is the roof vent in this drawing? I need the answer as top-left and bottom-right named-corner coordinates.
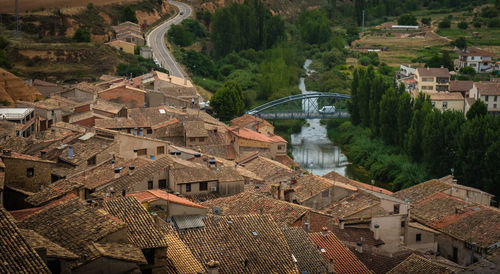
top-left (114, 168), bottom-right (121, 179)
top-left (175, 151), bottom-right (181, 156)
top-left (251, 231), bottom-right (258, 236)
top-left (356, 242), bottom-right (363, 253)
top-left (129, 165), bottom-right (135, 175)
top-left (169, 150), bottom-right (176, 155)
top-left (227, 220), bottom-right (232, 229)
top-left (194, 153), bottom-right (201, 158)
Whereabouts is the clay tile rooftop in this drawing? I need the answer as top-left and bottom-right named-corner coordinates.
top-left (127, 189), bottom-right (207, 209)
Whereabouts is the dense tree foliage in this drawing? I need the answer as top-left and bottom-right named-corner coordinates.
top-left (0, 36), bottom-right (11, 69)
top-left (297, 9), bottom-right (332, 44)
top-left (347, 67), bottom-right (500, 195)
top-left (72, 28), bottom-right (91, 42)
top-left (117, 56), bottom-right (166, 77)
top-left (121, 6), bottom-right (138, 23)
top-left (210, 81), bottom-right (245, 121)
top-left (398, 14), bottom-right (417, 25)
top-left (211, 1), bottom-right (285, 57)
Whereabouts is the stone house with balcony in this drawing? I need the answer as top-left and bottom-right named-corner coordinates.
top-left (228, 126), bottom-right (287, 159)
top-left (0, 108), bottom-right (37, 137)
top-left (456, 48), bottom-right (495, 73)
top-left (415, 67), bottom-right (450, 93)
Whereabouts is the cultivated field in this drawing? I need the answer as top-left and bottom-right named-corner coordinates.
top-left (0, 0), bottom-right (141, 13)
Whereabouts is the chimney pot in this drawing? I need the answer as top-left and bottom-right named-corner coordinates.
top-left (339, 217), bottom-right (345, 230)
top-left (356, 241), bottom-right (363, 253)
top-left (374, 224), bottom-right (380, 240)
top-left (114, 168), bottom-right (121, 179)
top-left (40, 150), bottom-right (47, 159)
top-left (304, 222), bottom-right (310, 233)
top-left (321, 227), bottom-right (328, 237)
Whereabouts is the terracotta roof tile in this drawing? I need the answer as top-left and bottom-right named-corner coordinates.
top-left (458, 48), bottom-right (495, 57)
top-left (230, 114), bottom-right (273, 131)
top-left (91, 242), bottom-right (147, 264)
top-left (350, 247), bottom-right (414, 274)
top-left (281, 227), bottom-right (330, 273)
top-left (101, 196), bottom-right (169, 249)
top-left (0, 208), bottom-right (51, 274)
top-left (127, 189), bottom-right (207, 209)
top-left (387, 253), bottom-right (454, 274)
top-left (475, 81), bottom-right (500, 96)
top-left (201, 191), bottom-right (312, 226)
top-left (324, 171), bottom-right (392, 195)
top-left (430, 92), bottom-right (464, 101)
top-left (19, 229), bottom-right (79, 260)
top-left (392, 179), bottom-right (451, 203)
top-left (25, 179), bottom-right (83, 207)
top-left (309, 231), bottom-right (371, 274)
top-left (293, 175), bottom-right (356, 203)
top-left (229, 126), bottom-right (288, 143)
top-left (449, 80), bottom-right (473, 92)
top-left (17, 197), bottom-right (125, 266)
top-left (416, 67), bottom-right (450, 78)
top-left (321, 191), bottom-right (380, 218)
top-left (184, 121), bottom-right (208, 137)
top-left (177, 214), bottom-right (298, 273)
top-left (241, 156), bottom-right (298, 186)
top-left (165, 233), bottom-right (204, 273)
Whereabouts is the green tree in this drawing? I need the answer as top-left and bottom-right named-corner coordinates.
top-left (167, 25), bottom-right (194, 47)
top-left (72, 28), bottom-right (91, 42)
top-left (466, 100), bottom-right (488, 120)
top-left (297, 9), bottom-right (331, 44)
top-left (421, 17), bottom-right (431, 26)
top-left (121, 6), bottom-right (138, 23)
top-left (457, 21), bottom-right (468, 29)
top-left (452, 37), bottom-right (467, 51)
top-left (398, 14), bottom-right (417, 25)
top-left (459, 66), bottom-right (476, 76)
top-left (379, 88), bottom-right (399, 144)
top-left (405, 93), bottom-right (432, 161)
top-left (210, 81), bottom-right (245, 121)
top-left (439, 19), bottom-right (451, 29)
top-left (349, 68), bottom-right (361, 125)
top-left (397, 91), bottom-right (413, 146)
top-left (354, 0), bottom-right (365, 26)
top-left (369, 74), bottom-right (388, 136)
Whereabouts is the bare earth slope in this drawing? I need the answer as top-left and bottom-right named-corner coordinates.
top-left (0, 68), bottom-right (42, 106)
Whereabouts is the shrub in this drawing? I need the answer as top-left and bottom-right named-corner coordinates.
top-left (457, 21), bottom-right (468, 29)
top-left (72, 28), bottom-right (91, 42)
top-left (459, 66), bottom-right (476, 76)
top-left (398, 14), bottom-right (417, 26)
top-left (439, 19), bottom-right (451, 29)
top-left (488, 18), bottom-right (500, 28)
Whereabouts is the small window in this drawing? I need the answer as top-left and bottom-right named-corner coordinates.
top-left (148, 181), bottom-right (153, 189)
top-left (137, 148), bottom-right (147, 156)
top-left (486, 95), bottom-right (489, 101)
top-left (322, 190), bottom-right (329, 198)
top-left (495, 96), bottom-right (498, 102)
top-left (157, 146), bottom-right (165, 155)
top-left (416, 234), bottom-right (422, 242)
top-left (494, 104), bottom-right (497, 109)
top-left (278, 145), bottom-right (284, 150)
top-left (442, 101), bottom-right (448, 109)
top-left (87, 156), bottom-right (96, 166)
top-left (189, 137), bottom-right (196, 142)
top-left (27, 168), bottom-right (34, 177)
top-left (431, 101), bottom-right (436, 107)
top-left (401, 221), bottom-right (405, 228)
top-left (200, 182), bottom-right (208, 191)
top-left (147, 129), bottom-right (153, 134)
top-left (394, 204), bottom-right (400, 214)
top-left (186, 183), bottom-right (191, 192)
top-left (198, 137), bottom-right (205, 142)
top-left (159, 179), bottom-right (167, 189)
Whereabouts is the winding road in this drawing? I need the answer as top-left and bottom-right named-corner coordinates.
top-left (146, 0), bottom-right (192, 78)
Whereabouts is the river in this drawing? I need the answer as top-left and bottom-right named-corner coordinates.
top-left (290, 59), bottom-right (368, 182)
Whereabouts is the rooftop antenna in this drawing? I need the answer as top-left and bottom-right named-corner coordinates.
top-left (15, 0), bottom-right (20, 40)
top-left (362, 10), bottom-right (365, 34)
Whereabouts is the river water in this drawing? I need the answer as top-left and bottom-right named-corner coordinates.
top-left (290, 60), bottom-right (361, 179)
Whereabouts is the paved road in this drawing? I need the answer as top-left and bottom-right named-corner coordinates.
top-left (146, 0), bottom-right (192, 78)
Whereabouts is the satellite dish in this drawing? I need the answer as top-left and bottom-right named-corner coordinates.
top-left (212, 206), bottom-right (222, 215)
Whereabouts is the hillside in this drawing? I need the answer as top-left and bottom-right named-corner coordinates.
top-left (0, 68), bottom-right (42, 106)
top-left (0, 0), bottom-right (141, 13)
top-left (193, 0), bottom-right (325, 17)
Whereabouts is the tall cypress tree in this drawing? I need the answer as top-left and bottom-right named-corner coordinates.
top-left (349, 68), bottom-right (361, 125)
top-left (397, 92), bottom-right (413, 146)
top-left (379, 88), bottom-right (399, 144)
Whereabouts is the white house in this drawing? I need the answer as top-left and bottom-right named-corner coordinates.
top-left (456, 48), bottom-right (495, 73)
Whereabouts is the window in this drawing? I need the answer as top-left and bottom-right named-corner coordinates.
top-left (495, 96), bottom-right (498, 102)
top-left (148, 181), bottom-right (153, 189)
top-left (147, 129), bottom-right (153, 134)
top-left (137, 148), bottom-right (147, 156)
top-left (189, 137), bottom-right (196, 142)
top-left (27, 168), bottom-right (34, 177)
top-left (394, 204), bottom-right (400, 214)
top-left (322, 190), bottom-right (329, 198)
top-left (186, 183), bottom-right (191, 192)
top-left (416, 234), bottom-right (422, 242)
top-left (494, 104), bottom-right (497, 109)
top-left (198, 137), bottom-right (205, 142)
top-left (278, 145), bottom-right (285, 150)
top-left (486, 95), bottom-right (489, 101)
top-left (159, 179), bottom-right (167, 189)
top-left (142, 248), bottom-right (155, 265)
top-left (401, 221), bottom-right (405, 228)
top-left (87, 156), bottom-right (96, 166)
top-left (431, 101), bottom-right (436, 107)
top-left (157, 146), bottom-right (165, 155)
top-left (200, 182), bottom-right (208, 191)
top-left (442, 101), bottom-right (448, 109)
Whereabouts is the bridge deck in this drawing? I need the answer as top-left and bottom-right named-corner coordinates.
top-left (256, 112), bottom-right (350, 120)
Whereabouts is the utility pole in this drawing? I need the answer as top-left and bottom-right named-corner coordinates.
top-left (362, 10), bottom-right (365, 34)
top-left (15, 0), bottom-right (20, 39)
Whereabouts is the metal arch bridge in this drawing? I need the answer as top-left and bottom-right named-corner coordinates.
top-left (246, 92), bottom-right (351, 120)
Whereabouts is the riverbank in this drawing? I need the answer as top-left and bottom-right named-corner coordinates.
top-left (272, 119), bottom-right (306, 158)
top-left (324, 119), bottom-right (430, 191)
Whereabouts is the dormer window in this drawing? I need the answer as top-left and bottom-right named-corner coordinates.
top-left (27, 168), bottom-right (34, 177)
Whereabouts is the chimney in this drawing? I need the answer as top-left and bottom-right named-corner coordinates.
top-left (374, 224), bottom-right (380, 240)
top-left (129, 165), bottom-right (135, 175)
top-left (356, 241), bottom-right (363, 253)
top-left (175, 151), bottom-right (181, 157)
top-left (321, 227), bottom-right (328, 237)
top-left (327, 258), bottom-right (335, 274)
top-left (339, 217), bottom-right (344, 230)
top-left (208, 158), bottom-right (216, 168)
top-left (111, 159), bottom-right (115, 169)
top-left (227, 220), bottom-right (232, 229)
top-left (114, 168), bottom-right (121, 179)
top-left (68, 146), bottom-right (74, 159)
top-left (40, 150), bottom-right (47, 159)
top-left (2, 149), bottom-right (10, 156)
top-left (304, 222), bottom-right (310, 233)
